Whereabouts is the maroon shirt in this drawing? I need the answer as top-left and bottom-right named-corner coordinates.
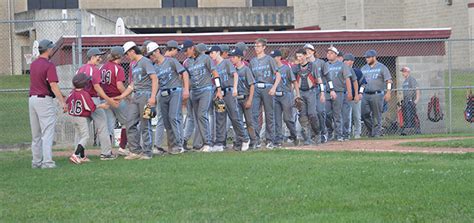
top-left (76, 63), bottom-right (101, 97)
top-left (66, 89), bottom-right (96, 117)
top-left (99, 61), bottom-right (126, 97)
top-left (29, 57), bottom-right (59, 97)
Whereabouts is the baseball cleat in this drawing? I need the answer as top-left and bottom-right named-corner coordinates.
top-left (117, 148), bottom-right (130, 156)
top-left (81, 156), bottom-right (91, 163)
top-left (124, 152), bottom-right (142, 160)
top-left (241, 141), bottom-right (250, 151)
top-left (201, 145), bottom-right (212, 152)
top-left (69, 154), bottom-right (82, 164)
top-left (100, 153), bottom-right (117, 161)
top-left (212, 145), bottom-right (224, 152)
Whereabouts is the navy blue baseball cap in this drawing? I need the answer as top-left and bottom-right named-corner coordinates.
top-left (364, 50), bottom-right (377, 58)
top-left (270, 50), bottom-right (282, 58)
top-left (209, 45), bottom-right (221, 52)
top-left (181, 40), bottom-right (194, 51)
top-left (343, 53), bottom-right (355, 61)
top-left (229, 48), bottom-right (244, 57)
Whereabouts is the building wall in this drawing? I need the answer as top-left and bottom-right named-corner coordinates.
top-left (79, 0), bottom-right (162, 9)
top-left (0, 0), bottom-right (13, 75)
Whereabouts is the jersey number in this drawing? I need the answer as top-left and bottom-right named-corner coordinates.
top-left (101, 70), bottom-right (112, 85)
top-left (69, 99), bottom-right (83, 115)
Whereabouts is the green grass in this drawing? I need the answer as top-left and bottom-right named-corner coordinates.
top-left (0, 75), bottom-right (30, 89)
top-left (399, 138), bottom-right (474, 148)
top-left (0, 91), bottom-right (31, 145)
top-left (0, 150), bottom-right (473, 222)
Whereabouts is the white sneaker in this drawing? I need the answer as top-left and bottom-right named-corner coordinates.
top-left (266, 142), bottom-right (274, 150)
top-left (201, 145), bottom-right (212, 152)
top-left (242, 141), bottom-right (250, 151)
top-left (117, 148), bottom-right (130, 156)
top-left (212, 145), bottom-right (224, 152)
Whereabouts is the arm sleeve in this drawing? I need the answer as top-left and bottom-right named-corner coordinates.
top-left (311, 63), bottom-right (321, 79)
top-left (246, 68), bottom-right (255, 86)
top-left (83, 93), bottom-right (96, 112)
top-left (92, 68), bottom-right (101, 85)
top-left (145, 60), bottom-right (156, 75)
top-left (269, 57), bottom-right (279, 74)
top-left (343, 64), bottom-right (352, 79)
top-left (323, 63), bottom-right (332, 81)
top-left (46, 64), bottom-right (59, 83)
top-left (116, 66), bottom-right (126, 82)
top-left (382, 65), bottom-right (392, 81)
top-left (227, 60), bottom-right (237, 74)
top-left (288, 67), bottom-right (296, 82)
top-left (173, 58), bottom-right (186, 74)
top-left (206, 56), bottom-right (217, 73)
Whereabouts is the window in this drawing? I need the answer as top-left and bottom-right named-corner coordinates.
top-left (162, 0), bottom-right (197, 8)
top-left (28, 0), bottom-right (78, 10)
top-left (252, 0), bottom-right (287, 6)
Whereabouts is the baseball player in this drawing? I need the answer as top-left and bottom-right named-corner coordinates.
top-left (114, 41), bottom-right (158, 160)
top-left (182, 40), bottom-right (223, 152)
top-left (100, 46), bottom-right (129, 156)
top-left (340, 53), bottom-right (358, 141)
top-left (67, 73), bottom-right (110, 164)
top-left (400, 66), bottom-right (421, 135)
top-left (304, 43), bottom-right (328, 143)
top-left (209, 46), bottom-right (250, 151)
top-left (271, 49), bottom-right (299, 147)
top-left (323, 46), bottom-right (352, 142)
top-left (235, 42), bottom-right (250, 66)
top-left (293, 49), bottom-right (324, 145)
top-left (229, 48), bottom-right (257, 150)
top-left (147, 41), bottom-right (190, 154)
top-left (29, 39), bottom-right (67, 169)
top-left (250, 38), bottom-right (281, 149)
top-left (360, 50), bottom-right (393, 137)
top-left (219, 44), bottom-right (230, 59)
top-left (76, 47), bottom-right (119, 160)
top-left (343, 53), bottom-right (363, 139)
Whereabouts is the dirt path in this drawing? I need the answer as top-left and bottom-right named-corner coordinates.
top-left (53, 137), bottom-right (474, 157)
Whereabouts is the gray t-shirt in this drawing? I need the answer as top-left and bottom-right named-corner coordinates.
top-left (277, 64), bottom-right (296, 93)
top-left (155, 57), bottom-right (185, 89)
top-left (215, 59), bottom-right (237, 88)
top-left (403, 76), bottom-right (418, 101)
top-left (131, 56), bottom-right (156, 92)
top-left (361, 62), bottom-right (392, 92)
top-left (183, 54), bottom-right (216, 89)
top-left (313, 58), bottom-right (325, 81)
top-left (249, 55), bottom-right (279, 84)
top-left (293, 62), bottom-right (319, 90)
top-left (236, 65), bottom-right (255, 96)
top-left (324, 61), bottom-right (352, 92)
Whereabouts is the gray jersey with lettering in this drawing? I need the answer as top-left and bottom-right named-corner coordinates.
top-left (277, 64), bottom-right (295, 93)
top-left (183, 54), bottom-right (216, 89)
top-left (250, 55), bottom-right (279, 84)
top-left (132, 56), bottom-right (156, 91)
top-left (155, 57), bottom-right (185, 89)
top-left (236, 65), bottom-right (255, 96)
top-left (324, 61), bottom-right (352, 92)
top-left (403, 76), bottom-right (418, 101)
top-left (215, 59), bottom-right (237, 88)
top-left (361, 62), bottom-right (392, 92)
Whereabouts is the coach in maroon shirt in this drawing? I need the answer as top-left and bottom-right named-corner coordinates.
top-left (29, 39), bottom-right (66, 169)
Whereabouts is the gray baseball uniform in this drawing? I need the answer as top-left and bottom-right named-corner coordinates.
top-left (236, 65), bottom-right (257, 146)
top-left (250, 55), bottom-right (278, 144)
top-left (127, 56), bottom-right (156, 157)
top-left (342, 68), bottom-right (358, 139)
top-left (293, 62), bottom-right (320, 142)
top-left (155, 57), bottom-right (186, 150)
top-left (360, 62), bottom-right (391, 137)
top-left (274, 64), bottom-right (297, 144)
top-left (314, 58), bottom-right (328, 138)
top-left (183, 54), bottom-right (216, 148)
top-left (214, 59), bottom-right (249, 147)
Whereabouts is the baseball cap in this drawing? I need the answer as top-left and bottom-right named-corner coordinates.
top-left (229, 48), bottom-right (244, 57)
top-left (364, 49), bottom-right (377, 58)
top-left (38, 39), bottom-right (55, 51)
top-left (146, 42), bottom-right (160, 56)
top-left (270, 50), bottom-right (282, 58)
top-left (337, 50), bottom-right (344, 57)
top-left (327, 46), bottom-right (339, 55)
top-left (235, 42), bottom-right (248, 52)
top-left (400, 66), bottom-right (411, 72)
top-left (181, 40), bottom-right (194, 51)
top-left (218, 44), bottom-right (230, 52)
top-left (209, 45), bottom-right (222, 53)
top-left (343, 53), bottom-right (355, 61)
top-left (196, 43), bottom-right (208, 54)
top-left (303, 43), bottom-right (315, 51)
top-left (86, 47), bottom-right (105, 58)
top-left (123, 41), bottom-right (136, 54)
top-left (110, 46), bottom-right (124, 58)
top-left (73, 72), bottom-right (91, 89)
top-left (166, 40), bottom-right (180, 50)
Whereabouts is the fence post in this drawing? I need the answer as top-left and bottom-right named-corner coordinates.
top-left (75, 9), bottom-right (83, 67)
top-left (448, 40), bottom-right (453, 134)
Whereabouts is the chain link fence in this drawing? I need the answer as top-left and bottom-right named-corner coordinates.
top-left (0, 27), bottom-right (473, 147)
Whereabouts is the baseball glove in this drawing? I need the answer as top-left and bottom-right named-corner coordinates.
top-left (214, 98), bottom-right (226, 113)
top-left (294, 97), bottom-right (304, 112)
top-left (143, 104), bottom-right (157, 119)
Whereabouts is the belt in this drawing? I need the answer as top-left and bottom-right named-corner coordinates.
top-left (29, 94), bottom-right (54, 98)
top-left (236, 95), bottom-right (247, 100)
top-left (365, 91), bottom-right (383, 95)
top-left (256, 82), bottom-right (272, 89)
top-left (161, 87), bottom-right (181, 93)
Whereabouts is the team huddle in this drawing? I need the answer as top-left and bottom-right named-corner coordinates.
top-left (28, 38), bottom-right (393, 167)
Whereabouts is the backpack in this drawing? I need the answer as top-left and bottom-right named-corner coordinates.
top-left (464, 90), bottom-right (474, 123)
top-left (427, 94), bottom-right (443, 122)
